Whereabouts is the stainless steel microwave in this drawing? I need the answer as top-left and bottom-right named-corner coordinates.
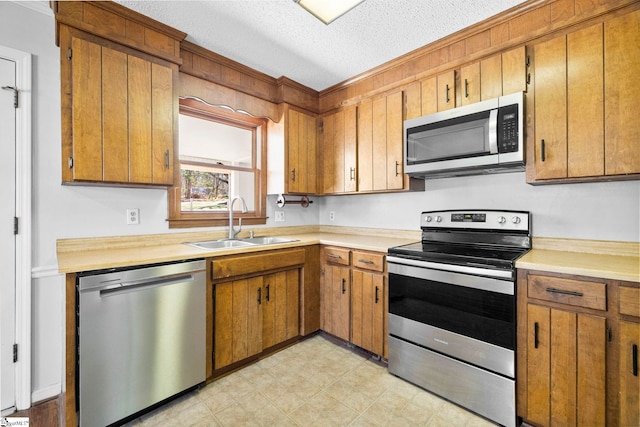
top-left (404, 91), bottom-right (524, 179)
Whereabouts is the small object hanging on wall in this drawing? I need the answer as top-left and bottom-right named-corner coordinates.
top-left (276, 194), bottom-right (313, 208)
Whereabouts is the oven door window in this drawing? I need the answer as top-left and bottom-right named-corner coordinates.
top-left (389, 272), bottom-right (515, 350)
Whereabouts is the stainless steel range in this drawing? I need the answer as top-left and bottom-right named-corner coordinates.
top-left (387, 209), bottom-right (531, 427)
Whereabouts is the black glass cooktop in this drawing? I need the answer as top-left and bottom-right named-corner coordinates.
top-left (388, 241), bottom-right (528, 270)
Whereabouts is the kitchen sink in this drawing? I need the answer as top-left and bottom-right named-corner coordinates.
top-left (184, 239), bottom-right (257, 250)
top-left (239, 236), bottom-right (298, 245)
top-left (184, 236), bottom-right (298, 250)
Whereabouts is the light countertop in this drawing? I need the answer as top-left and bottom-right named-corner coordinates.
top-left (57, 227), bottom-right (639, 283)
top-left (57, 228), bottom-right (419, 274)
top-left (516, 237), bottom-right (639, 282)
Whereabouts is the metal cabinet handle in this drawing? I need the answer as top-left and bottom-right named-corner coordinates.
top-left (350, 167), bottom-right (355, 181)
top-left (541, 140), bottom-right (546, 162)
top-left (464, 78), bottom-right (469, 98)
top-left (633, 344), bottom-right (638, 377)
top-left (328, 254), bottom-right (342, 259)
top-left (265, 284), bottom-right (270, 302)
top-left (534, 322), bottom-right (539, 349)
top-left (375, 286), bottom-right (379, 304)
top-left (545, 287), bottom-right (583, 297)
top-left (395, 161), bottom-right (400, 176)
top-left (291, 168), bottom-right (296, 182)
top-left (358, 259), bottom-right (374, 265)
top-left (445, 84), bottom-right (450, 103)
top-left (164, 149), bottom-right (170, 169)
top-left (341, 278), bottom-right (346, 294)
top-left (257, 287), bottom-right (262, 305)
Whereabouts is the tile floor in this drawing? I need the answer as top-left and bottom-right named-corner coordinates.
top-left (127, 334), bottom-right (497, 426)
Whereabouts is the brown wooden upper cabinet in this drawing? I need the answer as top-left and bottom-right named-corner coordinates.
top-left (59, 27), bottom-right (176, 186)
top-left (286, 107), bottom-right (318, 194)
top-left (530, 10), bottom-right (640, 182)
top-left (418, 46), bottom-right (527, 116)
top-left (320, 106), bottom-right (357, 194)
top-left (357, 91), bottom-right (404, 192)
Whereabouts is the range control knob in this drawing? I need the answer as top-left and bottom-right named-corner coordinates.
top-left (435, 215), bottom-right (443, 223)
top-left (425, 216), bottom-right (432, 223)
top-left (512, 216), bottom-right (522, 224)
top-left (497, 216), bottom-right (507, 224)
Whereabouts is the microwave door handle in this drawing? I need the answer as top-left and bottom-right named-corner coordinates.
top-left (489, 109), bottom-right (498, 154)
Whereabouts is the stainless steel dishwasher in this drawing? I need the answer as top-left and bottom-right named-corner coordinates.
top-left (77, 259), bottom-right (206, 427)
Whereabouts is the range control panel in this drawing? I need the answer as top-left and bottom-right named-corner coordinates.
top-left (421, 210), bottom-right (530, 231)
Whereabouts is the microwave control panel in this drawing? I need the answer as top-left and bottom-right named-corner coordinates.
top-left (498, 104), bottom-right (519, 153)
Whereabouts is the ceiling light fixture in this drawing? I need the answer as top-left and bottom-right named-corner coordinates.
top-left (294, 0), bottom-right (365, 25)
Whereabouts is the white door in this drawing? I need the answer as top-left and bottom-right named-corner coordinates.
top-left (0, 55), bottom-right (16, 413)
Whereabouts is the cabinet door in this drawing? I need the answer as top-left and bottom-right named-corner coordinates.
top-left (526, 304), bottom-right (606, 426)
top-left (460, 62), bottom-right (480, 105)
top-left (386, 91), bottom-right (404, 190)
top-left (321, 264), bottom-right (350, 341)
top-left (70, 37), bottom-right (103, 182)
top-left (619, 321), bottom-right (640, 427)
top-left (437, 70), bottom-right (456, 111)
top-left (604, 9), bottom-right (640, 176)
top-left (214, 277), bottom-right (263, 370)
top-left (534, 36), bottom-right (567, 179)
top-left (568, 24), bottom-right (604, 178)
top-left (262, 270), bottom-right (300, 349)
top-left (351, 270), bottom-right (384, 356)
top-left (357, 99), bottom-right (373, 192)
top-left (287, 109), bottom-right (317, 194)
top-left (502, 46), bottom-right (527, 96)
top-left (150, 62), bottom-right (174, 185)
top-left (321, 108), bottom-right (356, 194)
top-left (420, 76), bottom-right (438, 115)
top-left (372, 96), bottom-right (387, 191)
top-left (480, 54), bottom-right (502, 100)
top-left (69, 36), bottom-right (174, 186)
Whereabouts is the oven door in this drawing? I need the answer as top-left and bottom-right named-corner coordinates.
top-left (387, 256), bottom-right (515, 377)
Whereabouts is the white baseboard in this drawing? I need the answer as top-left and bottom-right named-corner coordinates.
top-left (31, 384), bottom-right (61, 405)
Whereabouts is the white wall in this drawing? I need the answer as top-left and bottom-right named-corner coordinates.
top-left (3, 0), bottom-right (639, 408)
top-left (1, 2), bottom-right (321, 404)
top-left (319, 172), bottom-right (640, 242)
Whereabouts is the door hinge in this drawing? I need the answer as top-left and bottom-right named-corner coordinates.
top-left (68, 157), bottom-right (74, 169)
top-left (1, 85), bottom-right (18, 108)
top-left (13, 344), bottom-right (18, 363)
top-left (67, 48), bottom-right (72, 60)
top-left (14, 217), bottom-right (18, 235)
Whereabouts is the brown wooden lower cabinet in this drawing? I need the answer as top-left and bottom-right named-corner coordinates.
top-left (525, 304), bottom-right (606, 426)
top-left (320, 246), bottom-right (387, 358)
top-left (619, 321), bottom-right (640, 427)
top-left (518, 269), bottom-right (640, 427)
top-left (351, 269), bottom-right (384, 356)
top-left (320, 263), bottom-right (351, 342)
top-left (211, 249), bottom-right (304, 372)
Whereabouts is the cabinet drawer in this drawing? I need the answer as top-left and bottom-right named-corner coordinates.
top-left (528, 275), bottom-right (607, 311)
top-left (212, 249), bottom-right (305, 279)
top-left (353, 251), bottom-right (385, 272)
top-left (322, 247), bottom-right (351, 266)
top-left (619, 286), bottom-right (640, 317)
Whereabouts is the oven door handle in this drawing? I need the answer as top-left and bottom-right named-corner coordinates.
top-left (387, 256), bottom-right (514, 295)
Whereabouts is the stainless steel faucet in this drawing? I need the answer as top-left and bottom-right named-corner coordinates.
top-left (228, 196), bottom-right (248, 239)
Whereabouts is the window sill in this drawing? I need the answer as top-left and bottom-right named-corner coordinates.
top-left (168, 216), bottom-right (268, 229)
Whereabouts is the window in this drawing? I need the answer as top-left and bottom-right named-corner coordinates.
top-left (168, 98), bottom-right (267, 228)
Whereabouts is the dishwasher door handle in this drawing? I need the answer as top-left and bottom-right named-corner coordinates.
top-left (99, 274), bottom-right (196, 297)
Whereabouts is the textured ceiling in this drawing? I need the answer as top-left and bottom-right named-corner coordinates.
top-left (115, 0), bottom-right (526, 91)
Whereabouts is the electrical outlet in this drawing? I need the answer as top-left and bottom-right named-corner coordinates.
top-left (329, 211), bottom-right (335, 221)
top-left (127, 208), bottom-right (140, 225)
top-left (275, 211), bottom-right (285, 222)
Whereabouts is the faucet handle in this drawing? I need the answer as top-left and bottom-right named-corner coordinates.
top-left (249, 230), bottom-right (255, 238)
